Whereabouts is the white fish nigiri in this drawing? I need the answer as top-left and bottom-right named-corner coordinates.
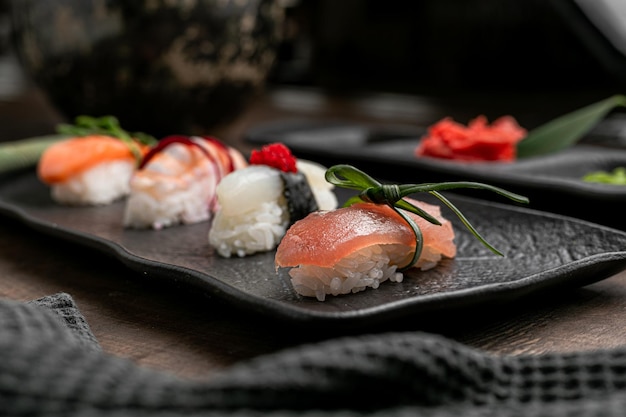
top-left (209, 143), bottom-right (338, 258)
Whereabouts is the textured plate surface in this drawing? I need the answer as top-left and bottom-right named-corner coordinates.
top-left (2, 170), bottom-right (626, 329)
top-left (245, 120), bottom-right (626, 229)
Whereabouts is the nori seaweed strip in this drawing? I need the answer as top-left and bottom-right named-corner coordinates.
top-left (280, 171), bottom-right (318, 226)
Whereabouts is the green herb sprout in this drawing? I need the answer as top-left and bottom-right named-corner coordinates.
top-left (583, 167), bottom-right (626, 185)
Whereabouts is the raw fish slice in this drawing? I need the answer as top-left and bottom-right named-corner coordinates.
top-left (38, 135), bottom-right (139, 183)
top-left (209, 165), bottom-right (301, 258)
top-left (276, 199), bottom-right (456, 269)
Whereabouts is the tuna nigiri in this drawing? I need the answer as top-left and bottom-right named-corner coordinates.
top-left (123, 135), bottom-right (247, 230)
top-left (275, 164), bottom-right (529, 301)
top-left (37, 134), bottom-right (149, 205)
top-left (209, 143), bottom-right (338, 258)
top-left (275, 199), bottom-right (456, 301)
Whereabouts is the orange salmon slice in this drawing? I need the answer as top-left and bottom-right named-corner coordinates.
top-left (275, 199), bottom-right (456, 269)
top-left (38, 135), bottom-right (144, 184)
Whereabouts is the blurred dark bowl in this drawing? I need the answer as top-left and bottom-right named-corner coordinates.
top-left (9, 0), bottom-right (284, 137)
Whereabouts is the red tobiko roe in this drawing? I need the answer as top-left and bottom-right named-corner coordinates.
top-left (249, 142), bottom-right (298, 173)
top-left (415, 115), bottom-right (527, 162)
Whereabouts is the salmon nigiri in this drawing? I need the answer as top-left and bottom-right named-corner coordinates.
top-left (123, 135), bottom-right (247, 230)
top-left (275, 198), bottom-right (456, 301)
top-left (37, 134), bottom-right (149, 206)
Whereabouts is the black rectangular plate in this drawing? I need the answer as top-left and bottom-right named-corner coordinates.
top-left (1, 169), bottom-right (626, 330)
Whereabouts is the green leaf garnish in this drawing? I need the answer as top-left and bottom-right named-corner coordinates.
top-left (517, 94), bottom-right (626, 158)
top-left (56, 115), bottom-right (157, 164)
top-left (325, 164), bottom-right (529, 270)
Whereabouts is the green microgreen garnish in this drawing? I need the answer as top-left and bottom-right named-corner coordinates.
top-left (582, 167), bottom-right (626, 185)
top-left (56, 115), bottom-right (157, 164)
top-left (517, 94), bottom-right (626, 158)
top-left (325, 164), bottom-right (529, 270)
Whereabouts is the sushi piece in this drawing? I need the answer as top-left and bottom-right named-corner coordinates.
top-left (275, 198), bottom-right (456, 301)
top-left (209, 143), bottom-right (338, 258)
top-left (277, 163), bottom-right (529, 301)
top-left (37, 134), bottom-right (149, 206)
top-left (123, 135), bottom-right (247, 230)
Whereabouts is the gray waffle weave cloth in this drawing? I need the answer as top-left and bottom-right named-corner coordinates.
top-left (2, 292), bottom-right (626, 416)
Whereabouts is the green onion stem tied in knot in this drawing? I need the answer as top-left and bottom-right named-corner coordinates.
top-left (362, 184), bottom-right (402, 206)
top-left (325, 164), bottom-right (529, 270)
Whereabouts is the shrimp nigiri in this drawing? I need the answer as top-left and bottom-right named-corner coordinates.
top-left (275, 199), bottom-right (456, 301)
top-left (37, 134), bottom-right (149, 206)
top-left (123, 135), bottom-right (247, 230)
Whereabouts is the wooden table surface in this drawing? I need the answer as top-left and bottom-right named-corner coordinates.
top-left (1, 70), bottom-right (626, 380)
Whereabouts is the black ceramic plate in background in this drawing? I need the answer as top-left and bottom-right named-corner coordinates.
top-left (244, 119), bottom-right (626, 230)
top-left (1, 170), bottom-right (626, 330)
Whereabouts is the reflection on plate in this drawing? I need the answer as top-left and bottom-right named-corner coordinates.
top-left (1, 170), bottom-right (626, 329)
top-left (244, 119), bottom-right (626, 230)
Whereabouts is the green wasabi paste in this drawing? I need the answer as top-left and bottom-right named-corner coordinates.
top-left (583, 167), bottom-right (626, 185)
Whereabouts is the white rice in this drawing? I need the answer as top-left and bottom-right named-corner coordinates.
top-left (51, 160), bottom-right (134, 206)
top-left (123, 174), bottom-right (217, 230)
top-left (209, 200), bottom-right (289, 258)
top-left (287, 244), bottom-right (412, 301)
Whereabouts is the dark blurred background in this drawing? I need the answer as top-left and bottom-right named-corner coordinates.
top-left (268, 0), bottom-right (626, 96)
top-left (1, 0), bottom-right (626, 141)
